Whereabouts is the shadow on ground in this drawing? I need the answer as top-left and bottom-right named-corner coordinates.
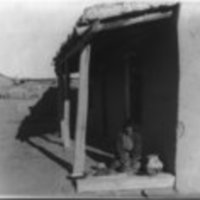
top-left (16, 86), bottom-right (59, 141)
top-left (15, 86), bottom-right (74, 173)
top-left (15, 86), bottom-right (113, 172)
top-left (26, 139), bottom-right (72, 173)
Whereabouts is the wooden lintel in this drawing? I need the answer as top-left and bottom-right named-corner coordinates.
top-left (76, 10), bottom-right (173, 37)
top-left (94, 11), bottom-right (173, 33)
top-left (71, 45), bottom-right (91, 178)
top-left (59, 11), bottom-right (172, 66)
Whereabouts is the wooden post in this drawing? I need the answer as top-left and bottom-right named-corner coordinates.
top-left (57, 74), bottom-right (63, 135)
top-left (71, 45), bottom-right (91, 178)
top-left (61, 66), bottom-right (71, 148)
top-left (58, 62), bottom-right (71, 149)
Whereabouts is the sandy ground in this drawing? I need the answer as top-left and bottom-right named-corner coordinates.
top-left (0, 99), bottom-right (76, 197)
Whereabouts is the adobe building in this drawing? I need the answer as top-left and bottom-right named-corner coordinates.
top-left (53, 1), bottom-right (200, 194)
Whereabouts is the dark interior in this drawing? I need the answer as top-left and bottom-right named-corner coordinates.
top-left (85, 9), bottom-right (179, 174)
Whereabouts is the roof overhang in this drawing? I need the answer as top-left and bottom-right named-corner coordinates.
top-left (55, 2), bottom-right (179, 67)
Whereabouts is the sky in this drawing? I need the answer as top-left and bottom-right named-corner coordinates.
top-left (0, 0), bottom-right (135, 78)
top-left (0, 0), bottom-right (195, 78)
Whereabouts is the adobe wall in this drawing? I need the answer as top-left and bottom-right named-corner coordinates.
top-left (176, 2), bottom-right (200, 194)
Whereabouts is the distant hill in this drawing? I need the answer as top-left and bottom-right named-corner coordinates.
top-left (0, 73), bottom-right (15, 87)
top-left (0, 73), bottom-right (57, 99)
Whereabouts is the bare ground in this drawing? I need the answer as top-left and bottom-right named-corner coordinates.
top-left (0, 99), bottom-right (76, 197)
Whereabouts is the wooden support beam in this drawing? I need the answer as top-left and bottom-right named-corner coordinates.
top-left (57, 74), bottom-right (64, 132)
top-left (59, 11), bottom-right (172, 66)
top-left (58, 22), bottom-right (98, 67)
top-left (77, 10), bottom-right (173, 36)
top-left (61, 104), bottom-right (70, 148)
top-left (61, 70), bottom-right (71, 148)
top-left (58, 73), bottom-right (65, 120)
top-left (71, 45), bottom-right (91, 178)
top-left (94, 11), bottom-right (173, 33)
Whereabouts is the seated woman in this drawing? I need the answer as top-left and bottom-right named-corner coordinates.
top-left (111, 119), bottom-right (143, 174)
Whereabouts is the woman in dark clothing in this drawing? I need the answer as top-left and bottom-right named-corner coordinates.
top-left (111, 120), bottom-right (143, 174)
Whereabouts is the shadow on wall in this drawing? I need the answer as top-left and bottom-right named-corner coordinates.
top-left (16, 86), bottom-right (59, 141)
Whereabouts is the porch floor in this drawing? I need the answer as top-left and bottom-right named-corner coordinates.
top-left (77, 172), bottom-right (175, 193)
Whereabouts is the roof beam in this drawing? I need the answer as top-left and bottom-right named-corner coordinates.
top-left (61, 10), bottom-right (172, 62)
top-left (57, 21), bottom-right (99, 66)
top-left (94, 11), bottom-right (173, 33)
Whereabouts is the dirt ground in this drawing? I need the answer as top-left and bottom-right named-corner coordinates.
top-left (0, 99), bottom-right (74, 197)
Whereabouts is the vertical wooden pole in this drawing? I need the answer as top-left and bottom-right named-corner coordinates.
top-left (57, 74), bottom-right (63, 134)
top-left (61, 62), bottom-right (71, 148)
top-left (61, 100), bottom-right (71, 148)
top-left (72, 45), bottom-right (91, 177)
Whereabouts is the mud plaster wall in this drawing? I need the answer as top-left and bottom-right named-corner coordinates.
top-left (176, 2), bottom-right (200, 193)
